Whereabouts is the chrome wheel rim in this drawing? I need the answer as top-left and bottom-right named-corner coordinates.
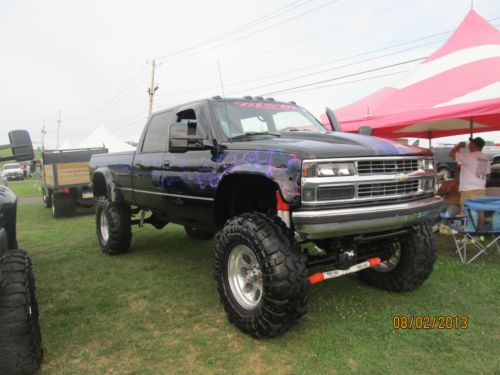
top-left (227, 245), bottom-right (263, 310)
top-left (373, 242), bottom-right (401, 272)
top-left (100, 210), bottom-right (109, 242)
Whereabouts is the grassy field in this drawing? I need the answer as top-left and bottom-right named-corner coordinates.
top-left (7, 178), bottom-right (42, 198)
top-left (8, 182), bottom-right (500, 374)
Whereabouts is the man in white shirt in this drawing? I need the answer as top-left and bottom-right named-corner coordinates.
top-left (449, 137), bottom-right (490, 213)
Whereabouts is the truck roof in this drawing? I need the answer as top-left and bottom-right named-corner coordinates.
top-left (151, 96), bottom-right (301, 116)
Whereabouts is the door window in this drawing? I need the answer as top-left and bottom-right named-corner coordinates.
top-left (142, 111), bottom-right (177, 153)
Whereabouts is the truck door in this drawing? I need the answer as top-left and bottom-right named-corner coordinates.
top-left (132, 110), bottom-right (177, 209)
top-left (162, 104), bottom-right (217, 228)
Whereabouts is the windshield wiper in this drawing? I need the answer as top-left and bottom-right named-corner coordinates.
top-left (230, 131), bottom-right (280, 140)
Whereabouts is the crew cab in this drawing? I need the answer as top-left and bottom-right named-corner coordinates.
top-left (90, 97), bottom-right (442, 338)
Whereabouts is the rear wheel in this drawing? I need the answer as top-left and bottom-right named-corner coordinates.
top-left (357, 222), bottom-right (436, 292)
top-left (96, 197), bottom-right (132, 255)
top-left (42, 190), bottom-right (52, 209)
top-left (185, 226), bottom-right (214, 240)
top-left (214, 213), bottom-right (309, 338)
top-left (0, 250), bottom-right (43, 374)
top-left (52, 193), bottom-right (75, 218)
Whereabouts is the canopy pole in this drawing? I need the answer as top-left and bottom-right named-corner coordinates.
top-left (469, 117), bottom-right (474, 140)
top-left (428, 131), bottom-right (432, 149)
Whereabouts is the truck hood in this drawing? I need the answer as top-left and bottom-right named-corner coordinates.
top-left (225, 132), bottom-right (431, 159)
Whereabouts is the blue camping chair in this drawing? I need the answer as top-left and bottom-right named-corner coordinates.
top-left (446, 197), bottom-right (500, 264)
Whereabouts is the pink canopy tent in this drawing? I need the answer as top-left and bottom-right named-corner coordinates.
top-left (327, 10), bottom-right (500, 140)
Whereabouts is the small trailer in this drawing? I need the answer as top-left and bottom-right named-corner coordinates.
top-left (41, 147), bottom-right (108, 217)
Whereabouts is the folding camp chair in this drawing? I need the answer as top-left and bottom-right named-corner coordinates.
top-left (445, 197), bottom-right (500, 264)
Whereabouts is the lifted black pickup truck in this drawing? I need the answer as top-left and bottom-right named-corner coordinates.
top-left (90, 97), bottom-right (442, 338)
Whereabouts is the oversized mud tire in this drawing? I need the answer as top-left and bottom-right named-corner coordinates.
top-left (96, 197), bottom-right (131, 255)
top-left (214, 213), bottom-right (309, 338)
top-left (51, 193), bottom-right (75, 218)
top-left (42, 190), bottom-right (52, 209)
top-left (0, 250), bottom-right (43, 375)
top-left (357, 222), bottom-right (436, 292)
top-left (185, 226), bottom-right (214, 240)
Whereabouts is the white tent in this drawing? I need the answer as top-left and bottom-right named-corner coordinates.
top-left (76, 126), bottom-right (136, 152)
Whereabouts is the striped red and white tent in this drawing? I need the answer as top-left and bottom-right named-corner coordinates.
top-left (331, 10), bottom-right (500, 139)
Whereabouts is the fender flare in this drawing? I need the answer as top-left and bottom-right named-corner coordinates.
top-left (92, 167), bottom-right (117, 202)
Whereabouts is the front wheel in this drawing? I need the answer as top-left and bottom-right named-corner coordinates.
top-left (357, 222), bottom-right (437, 292)
top-left (0, 250), bottom-right (43, 374)
top-left (214, 213), bottom-right (309, 338)
top-left (96, 197), bottom-right (132, 255)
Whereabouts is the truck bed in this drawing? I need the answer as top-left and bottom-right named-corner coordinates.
top-left (43, 148), bottom-right (108, 188)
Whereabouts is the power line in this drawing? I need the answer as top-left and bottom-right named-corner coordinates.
top-left (276, 70), bottom-right (408, 95)
top-left (160, 0), bottom-right (416, 85)
top-left (153, 0), bottom-right (315, 60)
top-left (259, 56), bottom-right (426, 96)
top-left (155, 17), bottom-right (499, 100)
top-left (156, 37), bottom-right (440, 98)
top-left (155, 0), bottom-right (342, 63)
top-left (70, 64), bottom-right (148, 120)
top-left (111, 115), bottom-right (148, 131)
top-left (226, 41), bottom-right (438, 94)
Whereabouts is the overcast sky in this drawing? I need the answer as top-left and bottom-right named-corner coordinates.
top-left (0, 0), bottom-right (498, 148)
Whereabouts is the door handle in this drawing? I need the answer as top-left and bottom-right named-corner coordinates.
top-left (163, 160), bottom-right (170, 168)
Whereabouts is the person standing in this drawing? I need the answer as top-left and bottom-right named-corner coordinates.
top-left (449, 137), bottom-right (490, 213)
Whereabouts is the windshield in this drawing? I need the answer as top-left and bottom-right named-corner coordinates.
top-left (212, 101), bottom-right (326, 138)
top-left (3, 164), bottom-right (20, 170)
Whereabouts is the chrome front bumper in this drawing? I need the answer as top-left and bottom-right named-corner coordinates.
top-left (292, 196), bottom-right (443, 239)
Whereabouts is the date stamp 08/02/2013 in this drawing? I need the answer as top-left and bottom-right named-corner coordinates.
top-left (392, 316), bottom-right (469, 330)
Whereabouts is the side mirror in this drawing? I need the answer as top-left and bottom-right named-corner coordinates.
top-left (325, 107), bottom-right (342, 132)
top-left (10, 130), bottom-right (34, 161)
top-left (0, 130), bottom-right (34, 162)
top-left (168, 123), bottom-right (207, 153)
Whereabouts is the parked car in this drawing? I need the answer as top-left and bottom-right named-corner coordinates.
top-left (90, 96), bottom-right (441, 338)
top-left (41, 147), bottom-right (108, 217)
top-left (2, 162), bottom-right (24, 180)
top-left (434, 144), bottom-right (500, 180)
top-left (0, 130), bottom-right (43, 374)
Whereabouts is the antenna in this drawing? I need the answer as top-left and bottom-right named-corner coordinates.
top-left (217, 60), bottom-right (232, 140)
top-left (217, 61), bottom-right (226, 98)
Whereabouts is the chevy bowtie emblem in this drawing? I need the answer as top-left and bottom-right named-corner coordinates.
top-left (395, 173), bottom-right (409, 182)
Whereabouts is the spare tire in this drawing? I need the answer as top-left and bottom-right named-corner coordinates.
top-left (0, 250), bottom-right (43, 374)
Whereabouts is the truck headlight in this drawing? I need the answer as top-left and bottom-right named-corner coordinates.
top-left (420, 158), bottom-right (435, 171)
top-left (317, 162), bottom-right (355, 177)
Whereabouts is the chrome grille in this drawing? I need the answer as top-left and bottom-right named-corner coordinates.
top-left (357, 159), bottom-right (419, 175)
top-left (358, 180), bottom-right (419, 198)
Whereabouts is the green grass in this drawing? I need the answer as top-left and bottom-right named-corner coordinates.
top-left (0, 148), bottom-right (41, 168)
top-left (15, 204), bottom-right (500, 374)
top-left (7, 178), bottom-right (42, 198)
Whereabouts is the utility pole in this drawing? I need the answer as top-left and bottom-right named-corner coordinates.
top-left (41, 120), bottom-right (47, 151)
top-left (56, 111), bottom-right (62, 149)
top-left (147, 60), bottom-right (159, 116)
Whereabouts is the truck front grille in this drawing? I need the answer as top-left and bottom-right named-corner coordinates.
top-left (301, 157), bottom-right (436, 206)
top-left (357, 180), bottom-right (419, 198)
top-left (357, 159), bottom-right (419, 174)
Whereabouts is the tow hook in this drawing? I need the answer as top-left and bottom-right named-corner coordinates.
top-left (308, 257), bottom-right (381, 285)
